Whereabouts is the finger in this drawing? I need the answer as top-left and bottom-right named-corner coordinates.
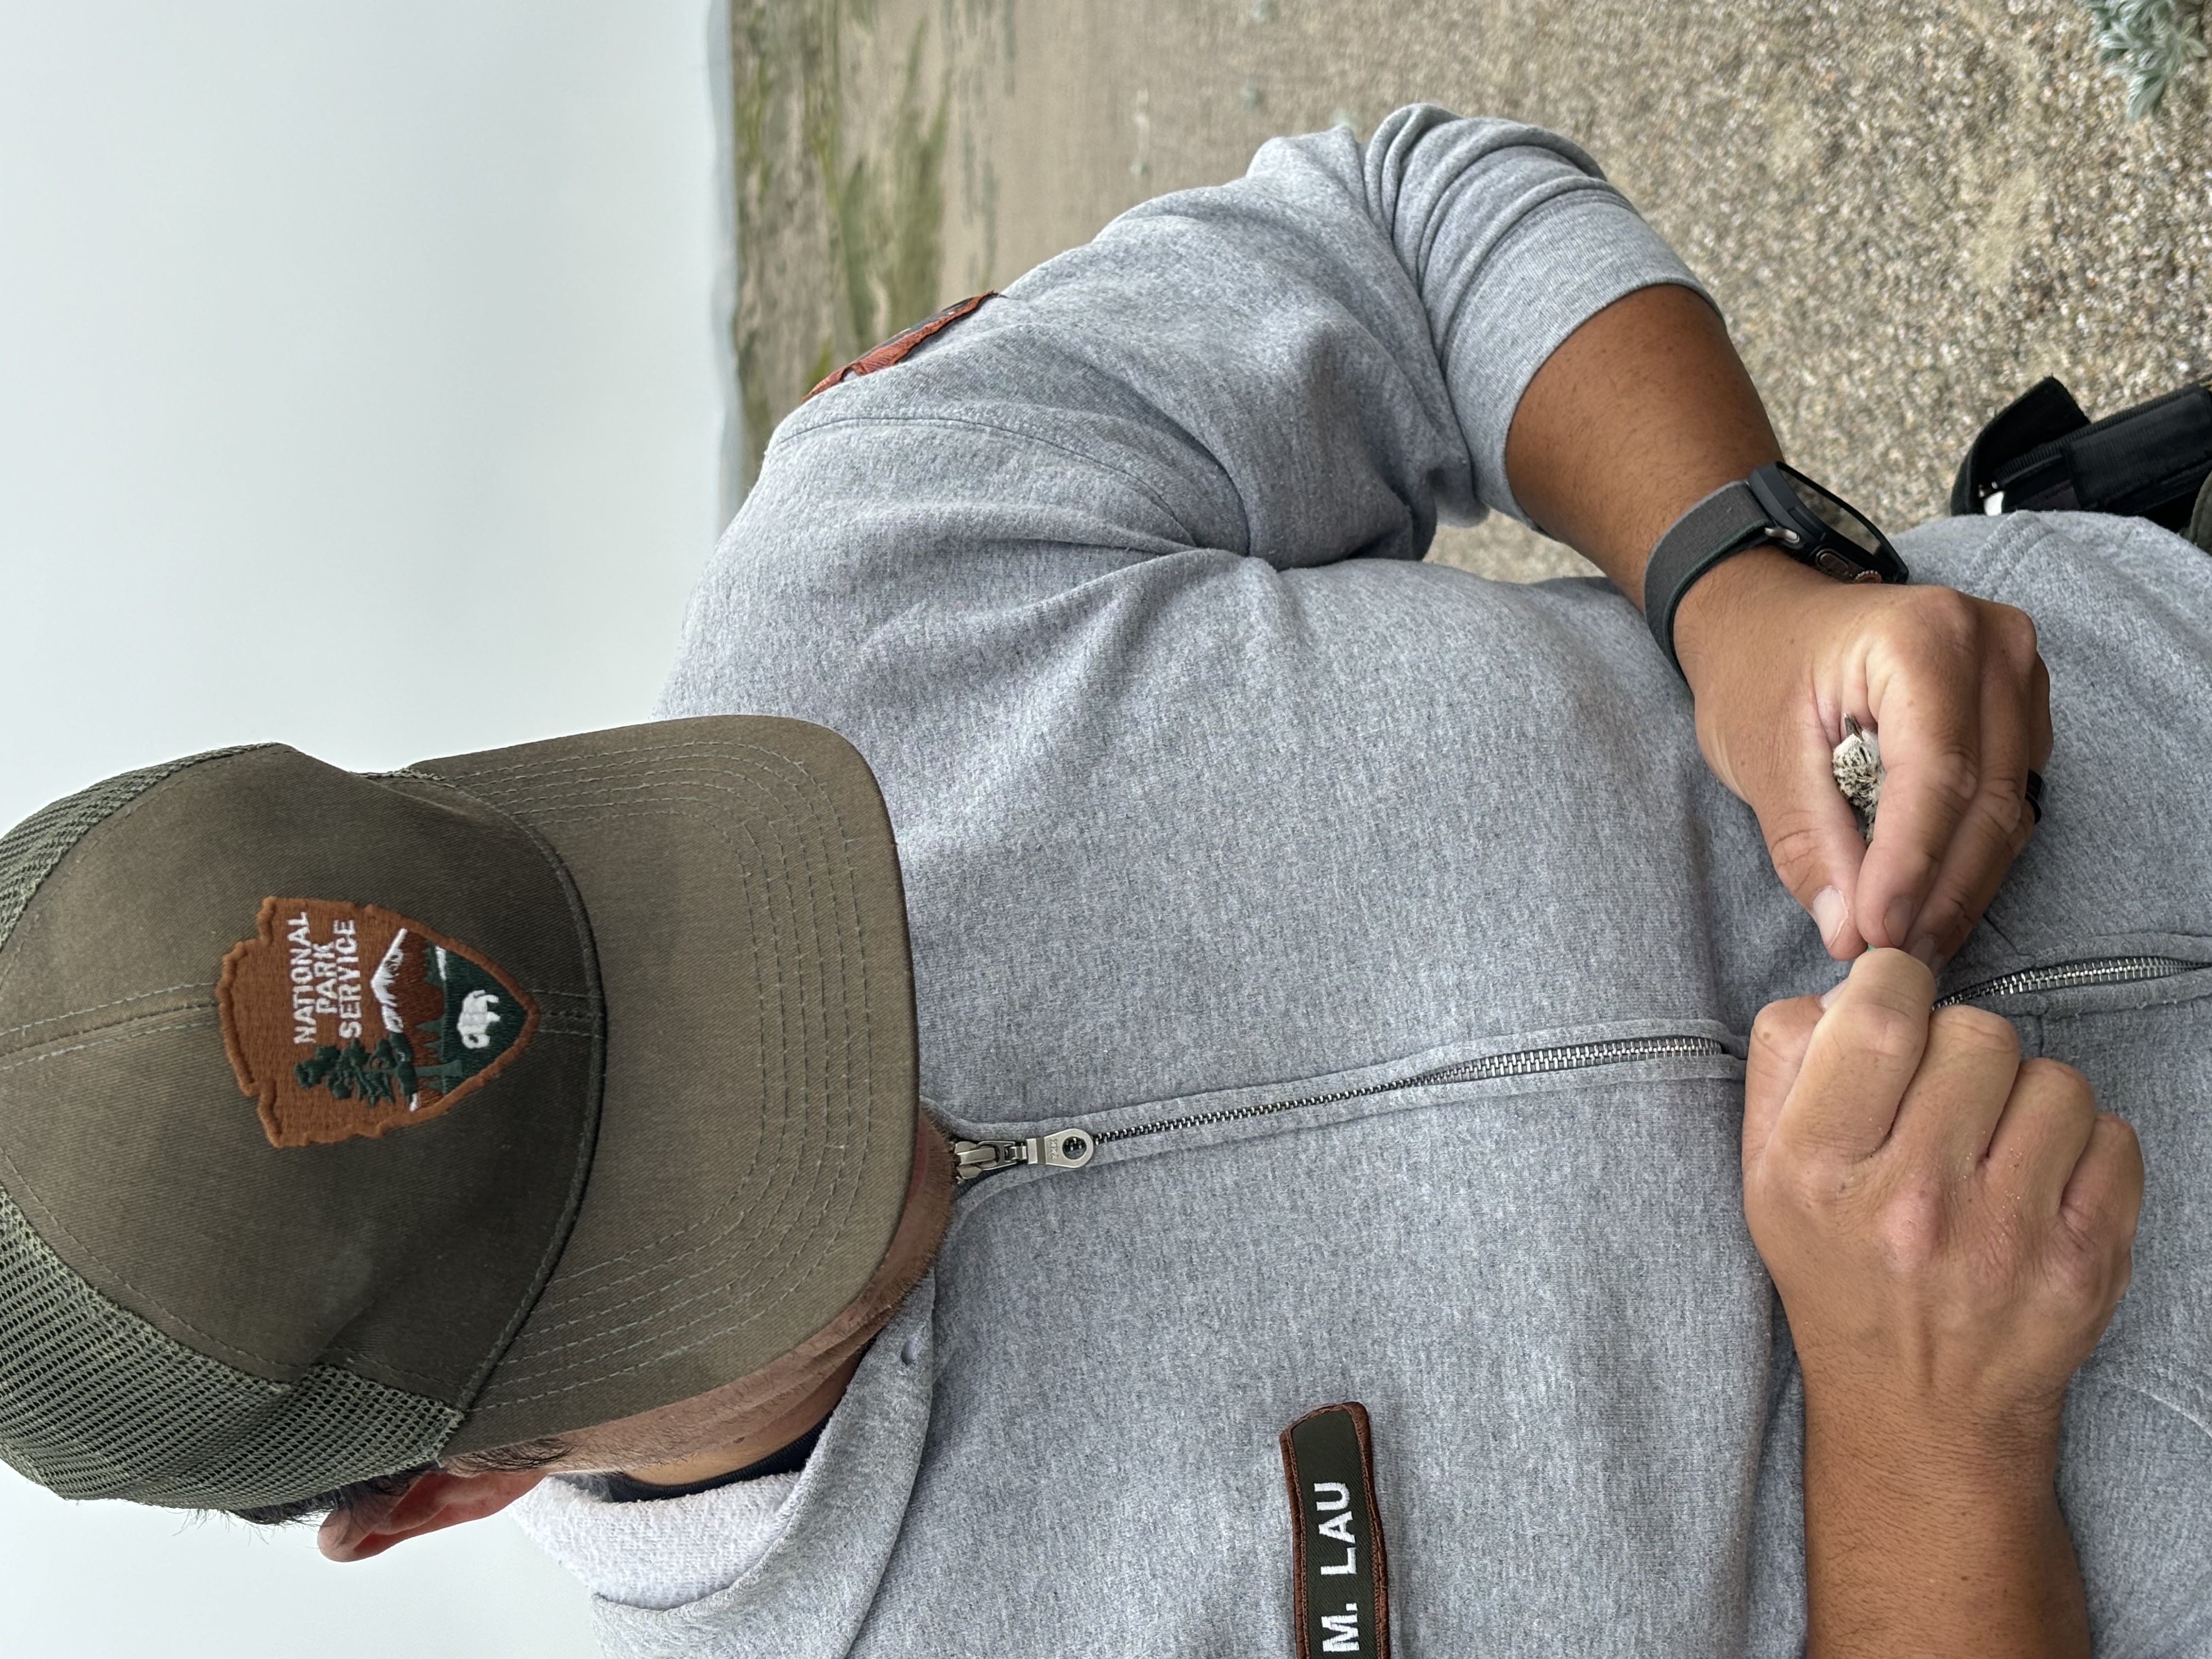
top-left (1770, 948), bottom-right (1934, 1163)
top-left (1744, 994), bottom-right (1825, 1166)
top-left (1886, 1005), bottom-right (2021, 1173)
top-left (1852, 600), bottom-right (1987, 952)
top-left (2061, 1111), bottom-right (2146, 1248)
top-left (1754, 707), bottom-right (1874, 959)
top-left (1983, 1058), bottom-right (2097, 1216)
top-left (1892, 617), bottom-right (2046, 961)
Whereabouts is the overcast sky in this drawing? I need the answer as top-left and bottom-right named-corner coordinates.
top-left (0, 3), bottom-right (728, 1650)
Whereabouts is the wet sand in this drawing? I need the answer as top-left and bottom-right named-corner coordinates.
top-left (729, 0), bottom-right (2212, 579)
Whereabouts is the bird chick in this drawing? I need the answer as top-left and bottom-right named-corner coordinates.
top-left (1831, 715), bottom-right (1883, 842)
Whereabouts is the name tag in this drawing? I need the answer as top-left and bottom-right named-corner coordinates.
top-left (1279, 1403), bottom-right (1390, 1658)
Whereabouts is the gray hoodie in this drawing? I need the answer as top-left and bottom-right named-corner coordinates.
top-left (552, 108), bottom-right (2212, 1656)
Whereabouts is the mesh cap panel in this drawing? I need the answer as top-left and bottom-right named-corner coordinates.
top-left (0, 748), bottom-right (256, 953)
top-left (0, 746), bottom-right (463, 1510)
top-left (0, 1179), bottom-right (460, 1510)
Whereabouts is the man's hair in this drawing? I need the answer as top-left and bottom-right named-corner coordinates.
top-left (232, 1466), bottom-right (435, 1527)
top-left (227, 1437), bottom-right (571, 1527)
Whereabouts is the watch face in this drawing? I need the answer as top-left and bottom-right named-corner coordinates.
top-left (1778, 467), bottom-right (1883, 555)
top-left (1749, 462), bottom-right (1908, 584)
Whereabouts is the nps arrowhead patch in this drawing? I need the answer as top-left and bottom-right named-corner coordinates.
top-left (217, 896), bottom-right (538, 1148)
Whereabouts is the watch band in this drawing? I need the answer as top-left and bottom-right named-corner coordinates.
top-left (1641, 481), bottom-right (1780, 680)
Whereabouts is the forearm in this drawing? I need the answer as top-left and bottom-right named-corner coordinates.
top-left (1803, 1386), bottom-right (2090, 1658)
top-left (1505, 281), bottom-right (2055, 966)
top-left (1501, 281), bottom-right (1817, 674)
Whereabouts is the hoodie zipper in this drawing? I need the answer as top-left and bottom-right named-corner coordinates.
top-left (950, 1034), bottom-right (1730, 1184)
top-left (1936, 954), bottom-right (2205, 1008)
top-left (952, 955), bottom-right (2212, 1187)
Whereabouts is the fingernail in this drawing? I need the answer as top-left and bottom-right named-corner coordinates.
top-left (1909, 936), bottom-right (1942, 972)
top-left (1883, 895), bottom-right (1916, 949)
top-left (1811, 887), bottom-right (1847, 950)
top-left (1820, 979), bottom-right (1846, 1010)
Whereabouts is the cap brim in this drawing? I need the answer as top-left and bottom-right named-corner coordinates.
top-left (414, 717), bottom-right (918, 1453)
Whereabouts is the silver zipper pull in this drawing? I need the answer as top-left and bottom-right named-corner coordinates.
top-left (950, 1128), bottom-right (1096, 1184)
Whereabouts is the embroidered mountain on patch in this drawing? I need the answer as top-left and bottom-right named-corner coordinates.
top-left (217, 896), bottom-right (538, 1147)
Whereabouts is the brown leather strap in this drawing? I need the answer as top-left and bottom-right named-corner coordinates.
top-left (804, 292), bottom-right (998, 402)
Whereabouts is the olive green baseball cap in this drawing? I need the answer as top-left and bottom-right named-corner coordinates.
top-left (0, 717), bottom-right (917, 1510)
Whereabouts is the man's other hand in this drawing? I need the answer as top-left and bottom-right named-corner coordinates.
top-left (1675, 548), bottom-right (2052, 963)
top-left (1743, 947), bottom-right (2140, 1434)
top-left (1741, 950), bottom-right (2142, 1659)
top-left (1503, 284), bottom-right (2050, 966)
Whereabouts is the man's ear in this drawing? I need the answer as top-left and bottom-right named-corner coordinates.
top-left (317, 1467), bottom-right (545, 1563)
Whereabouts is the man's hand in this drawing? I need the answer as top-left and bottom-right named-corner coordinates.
top-left (1504, 283), bottom-right (2052, 963)
top-left (1675, 549), bottom-right (2051, 962)
top-left (1742, 950), bottom-right (2143, 1658)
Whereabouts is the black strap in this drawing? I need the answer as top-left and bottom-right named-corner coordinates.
top-left (2066, 385), bottom-right (2212, 527)
top-left (1641, 481), bottom-right (1776, 679)
top-left (1953, 376), bottom-right (2212, 531)
top-left (1949, 377), bottom-right (2089, 515)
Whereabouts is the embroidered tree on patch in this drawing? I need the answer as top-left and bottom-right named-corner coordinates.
top-left (411, 1016), bottom-right (476, 1095)
top-left (294, 1034), bottom-right (420, 1105)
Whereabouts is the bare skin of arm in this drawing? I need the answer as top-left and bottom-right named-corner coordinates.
top-left (1502, 281), bottom-right (1786, 597)
top-left (1799, 1384), bottom-right (2087, 1656)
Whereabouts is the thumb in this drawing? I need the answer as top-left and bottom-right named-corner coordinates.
top-left (1744, 992), bottom-right (1826, 1169)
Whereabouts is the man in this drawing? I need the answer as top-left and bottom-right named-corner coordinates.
top-left (0, 106), bottom-right (2203, 1656)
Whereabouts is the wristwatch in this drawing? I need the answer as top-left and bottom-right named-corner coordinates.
top-left (1643, 462), bottom-right (1911, 679)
